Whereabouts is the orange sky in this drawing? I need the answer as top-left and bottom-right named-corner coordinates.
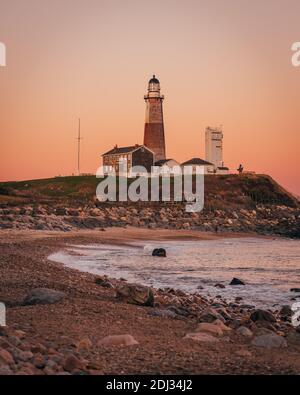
top-left (0, 0), bottom-right (299, 195)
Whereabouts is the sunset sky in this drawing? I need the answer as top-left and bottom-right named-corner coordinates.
top-left (0, 0), bottom-right (299, 195)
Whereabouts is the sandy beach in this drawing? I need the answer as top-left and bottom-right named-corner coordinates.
top-left (0, 227), bottom-right (300, 375)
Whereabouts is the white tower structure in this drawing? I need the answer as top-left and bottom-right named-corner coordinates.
top-left (205, 126), bottom-right (228, 174)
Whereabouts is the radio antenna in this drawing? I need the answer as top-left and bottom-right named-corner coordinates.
top-left (77, 118), bottom-right (82, 176)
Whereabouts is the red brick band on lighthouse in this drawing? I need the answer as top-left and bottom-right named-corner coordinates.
top-left (143, 75), bottom-right (166, 162)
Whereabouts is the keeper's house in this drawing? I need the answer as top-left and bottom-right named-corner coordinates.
top-left (102, 144), bottom-right (154, 175)
top-left (181, 157), bottom-right (215, 174)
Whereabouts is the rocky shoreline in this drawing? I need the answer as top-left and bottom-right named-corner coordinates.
top-left (0, 203), bottom-right (299, 238)
top-left (0, 230), bottom-right (300, 375)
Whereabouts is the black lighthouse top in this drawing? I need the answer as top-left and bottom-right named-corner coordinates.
top-left (149, 75), bottom-right (160, 84)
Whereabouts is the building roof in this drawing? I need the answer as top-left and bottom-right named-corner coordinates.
top-left (102, 144), bottom-right (154, 156)
top-left (155, 159), bottom-right (175, 166)
top-left (181, 157), bottom-right (213, 166)
top-left (149, 75), bottom-right (160, 84)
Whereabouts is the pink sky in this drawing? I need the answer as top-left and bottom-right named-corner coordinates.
top-left (0, 0), bottom-right (299, 195)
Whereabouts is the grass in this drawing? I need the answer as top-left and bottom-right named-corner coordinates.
top-left (0, 174), bottom-right (298, 209)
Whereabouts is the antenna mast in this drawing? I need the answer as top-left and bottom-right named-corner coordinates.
top-left (77, 118), bottom-right (82, 176)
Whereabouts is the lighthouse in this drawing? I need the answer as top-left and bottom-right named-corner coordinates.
top-left (143, 75), bottom-right (166, 161)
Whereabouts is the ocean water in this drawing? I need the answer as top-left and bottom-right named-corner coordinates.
top-left (48, 237), bottom-right (300, 309)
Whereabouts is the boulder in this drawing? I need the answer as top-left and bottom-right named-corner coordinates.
top-left (250, 309), bottom-right (276, 323)
top-left (98, 334), bottom-right (138, 347)
top-left (230, 278), bottom-right (245, 285)
top-left (152, 248), bottom-right (166, 257)
top-left (22, 288), bottom-right (65, 306)
top-left (116, 283), bottom-right (154, 307)
top-left (213, 319), bottom-right (232, 332)
top-left (237, 326), bottom-right (253, 338)
top-left (196, 323), bottom-right (223, 336)
top-left (251, 333), bottom-right (287, 349)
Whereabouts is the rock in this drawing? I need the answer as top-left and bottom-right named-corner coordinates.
top-left (235, 297), bottom-right (243, 302)
top-left (63, 355), bottom-right (85, 373)
top-left (213, 319), bottom-right (232, 332)
top-left (95, 277), bottom-right (114, 288)
top-left (166, 306), bottom-right (190, 317)
top-left (89, 208), bottom-right (102, 217)
top-left (217, 307), bottom-right (231, 321)
top-left (148, 309), bottom-right (178, 319)
top-left (280, 305), bottom-right (293, 317)
top-left (237, 326), bottom-right (253, 338)
top-left (18, 350), bottom-right (33, 362)
top-left (214, 283), bottom-right (225, 289)
top-left (55, 207), bottom-right (67, 216)
top-left (250, 309), bottom-right (276, 323)
top-left (196, 323), bottom-right (223, 336)
top-left (31, 343), bottom-right (47, 354)
top-left (98, 334), bottom-right (138, 347)
top-left (33, 354), bottom-right (46, 369)
top-left (254, 327), bottom-right (275, 336)
top-left (23, 288), bottom-right (65, 306)
top-left (75, 338), bottom-right (93, 351)
top-left (116, 283), bottom-right (154, 307)
top-left (152, 248), bottom-right (166, 257)
top-left (230, 278), bottom-right (245, 285)
top-left (251, 333), bottom-right (287, 349)
top-left (290, 288), bottom-right (300, 293)
top-left (184, 332), bottom-right (219, 343)
top-left (0, 349), bottom-right (14, 365)
top-left (14, 330), bottom-right (26, 339)
top-left (199, 308), bottom-right (225, 323)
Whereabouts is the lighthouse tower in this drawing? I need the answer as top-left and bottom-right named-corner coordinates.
top-left (143, 75), bottom-right (166, 161)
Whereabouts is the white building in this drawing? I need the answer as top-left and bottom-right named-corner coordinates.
top-left (205, 126), bottom-right (229, 174)
top-left (181, 158), bottom-right (215, 174)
